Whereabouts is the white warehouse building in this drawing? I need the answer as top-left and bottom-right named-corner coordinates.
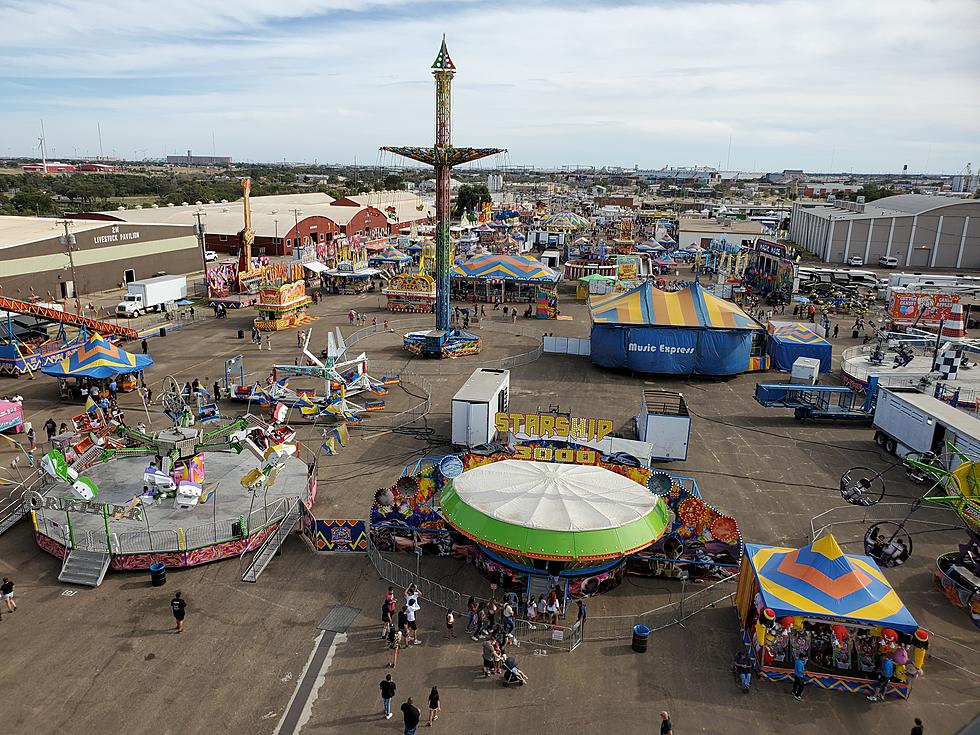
top-left (789, 194), bottom-right (980, 268)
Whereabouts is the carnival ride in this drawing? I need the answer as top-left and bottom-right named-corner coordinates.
top-left (381, 37), bottom-right (504, 358)
top-left (0, 296), bottom-right (139, 377)
top-left (839, 441), bottom-right (980, 627)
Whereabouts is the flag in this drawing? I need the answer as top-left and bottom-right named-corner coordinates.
top-left (85, 396), bottom-right (97, 413)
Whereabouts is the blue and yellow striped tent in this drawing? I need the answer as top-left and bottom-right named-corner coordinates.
top-left (737, 534), bottom-right (918, 633)
top-left (41, 333), bottom-right (154, 380)
top-left (590, 281), bottom-right (759, 330)
top-left (452, 254), bottom-right (559, 282)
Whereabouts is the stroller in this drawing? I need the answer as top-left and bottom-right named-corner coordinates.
top-left (502, 656), bottom-right (528, 687)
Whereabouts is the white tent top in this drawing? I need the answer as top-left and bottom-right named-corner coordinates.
top-left (451, 459), bottom-right (656, 532)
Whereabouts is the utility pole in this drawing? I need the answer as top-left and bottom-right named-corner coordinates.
top-left (57, 219), bottom-right (82, 314)
top-left (290, 208), bottom-right (303, 257)
top-left (194, 210), bottom-right (209, 299)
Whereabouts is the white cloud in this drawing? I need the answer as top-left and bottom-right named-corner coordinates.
top-left (1, 0), bottom-right (977, 171)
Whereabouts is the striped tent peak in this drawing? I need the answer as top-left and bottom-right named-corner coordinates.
top-left (590, 281), bottom-right (761, 330)
top-left (451, 254), bottom-right (559, 282)
top-left (768, 321), bottom-right (829, 345)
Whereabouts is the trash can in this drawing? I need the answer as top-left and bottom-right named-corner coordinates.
top-left (237, 329), bottom-right (245, 340)
top-left (852, 328), bottom-right (859, 339)
top-left (149, 562), bottom-right (166, 587)
top-left (631, 624), bottom-right (650, 653)
top-left (159, 327), bottom-right (167, 337)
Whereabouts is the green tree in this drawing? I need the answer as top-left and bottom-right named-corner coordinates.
top-left (845, 184), bottom-right (897, 202)
top-left (453, 183), bottom-right (491, 217)
top-left (383, 173), bottom-right (404, 190)
top-left (11, 190), bottom-right (59, 215)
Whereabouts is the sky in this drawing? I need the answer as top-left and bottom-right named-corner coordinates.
top-left (2, 0), bottom-right (979, 173)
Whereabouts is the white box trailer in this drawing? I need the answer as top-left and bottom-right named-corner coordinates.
top-left (451, 369), bottom-right (510, 447)
top-left (872, 387), bottom-right (980, 465)
top-left (116, 275), bottom-right (187, 317)
top-left (635, 389), bottom-right (691, 461)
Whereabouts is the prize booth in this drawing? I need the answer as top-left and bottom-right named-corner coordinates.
top-left (735, 535), bottom-right (928, 699)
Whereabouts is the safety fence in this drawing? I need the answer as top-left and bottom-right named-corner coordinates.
top-left (365, 539), bottom-right (582, 651)
top-left (808, 502), bottom-right (962, 544)
top-left (353, 368), bottom-right (432, 431)
top-left (0, 468), bottom-right (44, 535)
top-left (585, 575), bottom-right (738, 641)
top-left (35, 494), bottom-right (294, 554)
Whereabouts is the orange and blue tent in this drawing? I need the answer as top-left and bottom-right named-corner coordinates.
top-left (740, 535), bottom-right (918, 633)
top-left (41, 333), bottom-right (154, 380)
top-left (452, 254), bottom-right (559, 282)
top-left (590, 281), bottom-right (759, 330)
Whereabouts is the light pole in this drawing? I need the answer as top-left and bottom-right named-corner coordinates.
top-left (290, 208), bottom-right (303, 257)
top-left (194, 210), bottom-right (209, 299)
top-left (57, 219), bottom-right (82, 314)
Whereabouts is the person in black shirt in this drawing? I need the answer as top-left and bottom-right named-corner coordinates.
top-left (379, 674), bottom-right (396, 719)
top-left (426, 686), bottom-right (440, 726)
top-left (401, 697), bottom-right (420, 735)
top-left (660, 710), bottom-right (673, 735)
top-left (1, 577), bottom-right (16, 612)
top-left (170, 591), bottom-right (187, 633)
top-left (910, 717), bottom-right (924, 735)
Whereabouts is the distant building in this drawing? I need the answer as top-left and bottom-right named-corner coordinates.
top-left (166, 150), bottom-right (233, 166)
top-left (0, 216), bottom-right (198, 299)
top-left (21, 162), bottom-right (75, 173)
top-left (487, 173), bottom-right (504, 193)
top-left (677, 216), bottom-right (766, 249)
top-left (78, 163), bottom-right (116, 173)
top-left (594, 195), bottom-right (638, 210)
top-left (789, 194), bottom-right (980, 267)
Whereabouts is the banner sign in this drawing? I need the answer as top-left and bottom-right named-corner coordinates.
top-left (888, 291), bottom-right (961, 326)
top-left (494, 412), bottom-right (614, 443)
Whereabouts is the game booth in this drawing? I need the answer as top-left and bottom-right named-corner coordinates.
top-left (370, 431), bottom-right (742, 600)
top-left (589, 281), bottom-right (768, 376)
top-left (41, 332), bottom-right (154, 400)
top-left (735, 535), bottom-right (928, 699)
top-left (383, 273), bottom-right (436, 313)
top-left (322, 261), bottom-right (382, 295)
top-left (765, 321), bottom-right (832, 373)
top-left (450, 254), bottom-right (560, 307)
top-left (254, 281), bottom-right (313, 332)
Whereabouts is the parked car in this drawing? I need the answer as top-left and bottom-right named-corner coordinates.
top-left (204, 250), bottom-right (218, 261)
top-left (846, 256), bottom-right (864, 266)
top-left (878, 255), bottom-right (899, 268)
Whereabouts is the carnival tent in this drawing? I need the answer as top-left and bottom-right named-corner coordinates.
top-left (737, 535), bottom-right (918, 634)
top-left (369, 246), bottom-right (412, 264)
top-left (766, 321), bottom-right (832, 373)
top-left (440, 459), bottom-right (670, 560)
top-left (590, 281), bottom-right (762, 375)
top-left (451, 254), bottom-right (559, 282)
top-left (540, 211), bottom-right (589, 230)
top-left (41, 332), bottom-right (154, 380)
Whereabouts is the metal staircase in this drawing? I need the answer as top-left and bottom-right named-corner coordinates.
top-left (0, 501), bottom-right (28, 536)
top-left (241, 498), bottom-right (302, 583)
top-left (59, 549), bottom-right (112, 587)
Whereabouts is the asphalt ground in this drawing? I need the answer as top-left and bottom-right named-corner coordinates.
top-left (1, 283), bottom-right (978, 735)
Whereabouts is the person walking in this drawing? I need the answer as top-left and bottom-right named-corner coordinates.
top-left (445, 608), bottom-right (455, 639)
top-left (401, 697), bottom-right (421, 735)
top-left (382, 587), bottom-right (396, 638)
top-left (141, 338), bottom-right (148, 355)
top-left (501, 599), bottom-right (515, 635)
top-left (833, 323), bottom-right (840, 339)
top-left (426, 686), bottom-right (440, 727)
top-left (734, 647), bottom-right (753, 692)
top-left (1, 577), bottom-right (16, 612)
top-left (465, 596), bottom-right (477, 633)
top-left (43, 417), bottom-right (57, 444)
top-left (386, 627), bottom-right (401, 669)
top-left (379, 674), bottom-right (396, 719)
top-left (265, 335), bottom-right (271, 351)
top-left (576, 599), bottom-right (587, 630)
top-left (405, 603), bottom-right (420, 645)
top-left (910, 717), bottom-right (924, 735)
top-left (792, 651), bottom-right (808, 701)
top-left (26, 426), bottom-right (37, 452)
top-left (170, 591), bottom-right (187, 633)
top-left (660, 711), bottom-right (673, 735)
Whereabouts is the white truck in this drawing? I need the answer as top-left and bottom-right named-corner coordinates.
top-left (872, 387), bottom-right (980, 465)
top-left (115, 275), bottom-right (187, 318)
top-left (451, 368), bottom-right (510, 447)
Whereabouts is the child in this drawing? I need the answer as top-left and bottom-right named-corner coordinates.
top-left (445, 608), bottom-right (455, 638)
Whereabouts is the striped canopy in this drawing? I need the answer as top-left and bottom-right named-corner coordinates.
top-left (744, 535), bottom-right (918, 633)
top-left (767, 321), bottom-right (830, 346)
top-left (41, 332), bottom-right (154, 380)
top-left (590, 281), bottom-right (760, 330)
top-left (540, 211), bottom-right (589, 230)
top-left (369, 246), bottom-right (412, 263)
top-left (452, 254), bottom-right (559, 282)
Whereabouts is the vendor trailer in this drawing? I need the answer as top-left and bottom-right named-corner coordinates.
top-left (872, 387), bottom-right (980, 463)
top-left (451, 368), bottom-right (510, 447)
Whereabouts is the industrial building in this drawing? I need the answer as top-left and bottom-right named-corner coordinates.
top-left (789, 194), bottom-right (980, 268)
top-left (0, 216), bottom-right (199, 300)
top-left (676, 216), bottom-right (767, 249)
top-left (166, 151), bottom-right (233, 166)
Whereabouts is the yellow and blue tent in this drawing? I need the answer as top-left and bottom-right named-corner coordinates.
top-left (590, 281), bottom-right (758, 330)
top-left (41, 333), bottom-right (154, 380)
top-left (739, 534), bottom-right (918, 633)
top-left (766, 321), bottom-right (832, 372)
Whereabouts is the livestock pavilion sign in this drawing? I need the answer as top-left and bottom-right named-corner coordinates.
top-left (494, 412), bottom-right (614, 443)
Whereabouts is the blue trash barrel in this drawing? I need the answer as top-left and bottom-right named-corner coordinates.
top-left (149, 562), bottom-right (166, 587)
top-left (631, 624), bottom-right (650, 653)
